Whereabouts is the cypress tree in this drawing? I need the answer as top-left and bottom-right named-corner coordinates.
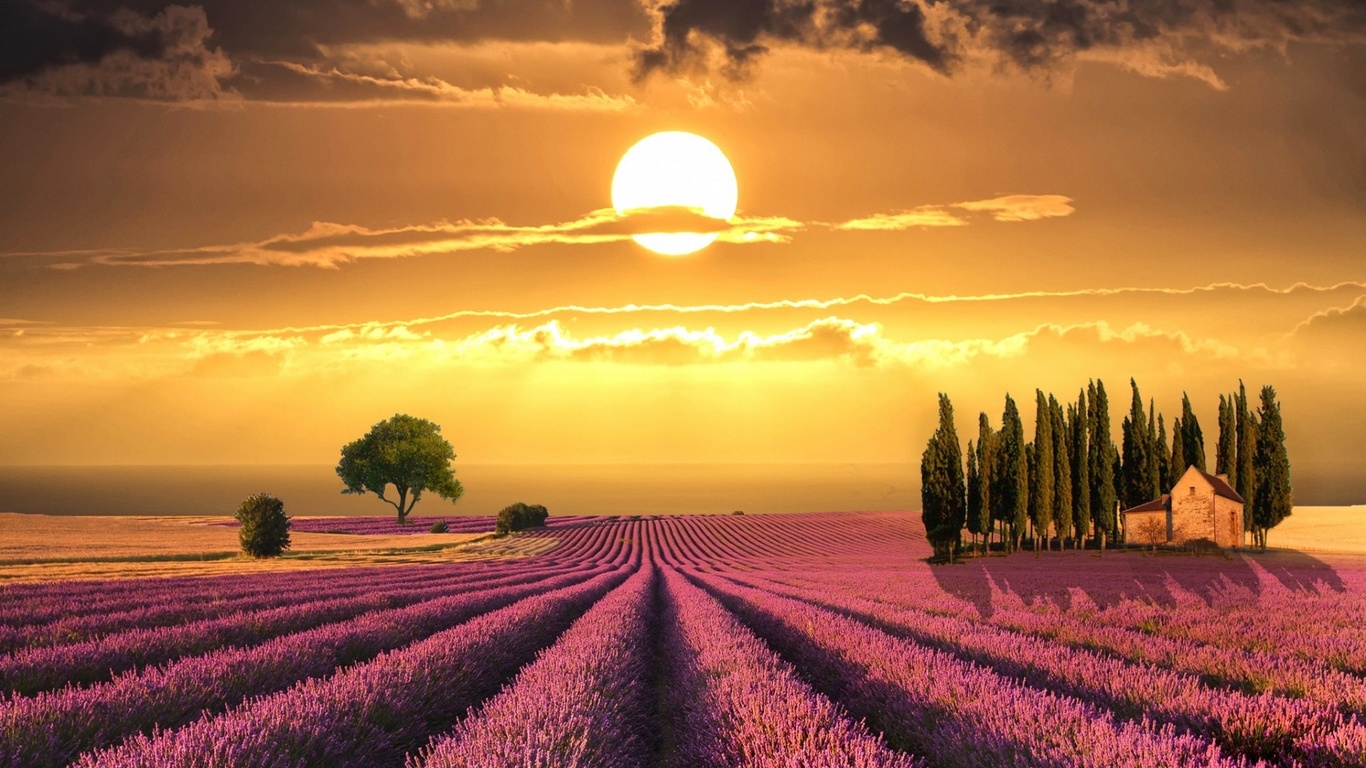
top-left (998, 393), bottom-right (1029, 552)
top-left (1236, 381), bottom-right (1258, 531)
top-left (1070, 391), bottom-right (1091, 549)
top-left (1147, 398), bottom-right (1162, 500)
top-left (973, 413), bottom-right (994, 551)
top-left (1156, 414), bottom-right (1172, 491)
top-left (1251, 385), bottom-right (1292, 549)
top-left (1030, 389), bottom-right (1054, 554)
top-left (1111, 451), bottom-right (1124, 541)
top-left (1026, 443), bottom-right (1037, 545)
top-left (920, 393), bottom-right (966, 561)
top-left (966, 440), bottom-right (982, 550)
top-left (1089, 380), bottom-right (1118, 551)
top-left (1121, 379), bottom-right (1153, 510)
top-left (1217, 393), bottom-right (1238, 488)
top-left (1051, 395), bottom-right (1072, 551)
top-left (1181, 392), bottom-right (1206, 472)
top-left (1171, 416), bottom-right (1186, 480)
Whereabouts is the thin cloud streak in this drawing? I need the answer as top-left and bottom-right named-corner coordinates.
top-left (13, 194), bottom-right (1070, 269)
top-left (261, 61), bottom-right (639, 111)
top-left (4, 281), bottom-right (1361, 346)
top-left (835, 195), bottom-right (1073, 230)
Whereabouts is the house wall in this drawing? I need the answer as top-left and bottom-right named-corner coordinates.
top-left (1170, 473), bottom-right (1216, 544)
top-left (1125, 510), bottom-right (1168, 546)
top-left (1214, 495), bottom-right (1244, 548)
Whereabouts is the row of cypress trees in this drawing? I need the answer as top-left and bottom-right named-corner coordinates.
top-left (921, 380), bottom-right (1292, 560)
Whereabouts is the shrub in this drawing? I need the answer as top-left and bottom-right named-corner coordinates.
top-left (429, 520), bottom-right (450, 533)
top-left (732, 510), bottom-right (745, 515)
top-left (235, 493), bottom-right (291, 558)
top-left (495, 503), bottom-right (550, 535)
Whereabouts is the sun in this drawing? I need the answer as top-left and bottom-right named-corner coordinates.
top-left (611, 131), bottom-right (738, 256)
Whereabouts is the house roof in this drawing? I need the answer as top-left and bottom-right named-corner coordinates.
top-left (1122, 494), bottom-right (1170, 515)
top-left (1196, 468), bottom-right (1245, 504)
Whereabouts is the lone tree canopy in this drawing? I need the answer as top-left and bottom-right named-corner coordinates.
top-left (235, 493), bottom-right (290, 558)
top-left (496, 503), bottom-right (549, 535)
top-left (336, 414), bottom-right (464, 524)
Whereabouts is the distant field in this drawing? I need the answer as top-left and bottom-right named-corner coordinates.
top-left (0, 513), bottom-right (553, 582)
top-left (1258, 505), bottom-right (1366, 553)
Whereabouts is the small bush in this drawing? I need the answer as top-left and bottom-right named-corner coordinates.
top-left (731, 510), bottom-right (745, 516)
top-left (495, 502), bottom-right (550, 535)
top-left (235, 493), bottom-right (290, 558)
top-left (429, 520), bottom-right (450, 533)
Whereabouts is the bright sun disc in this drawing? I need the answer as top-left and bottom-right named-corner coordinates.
top-left (611, 131), bottom-right (738, 256)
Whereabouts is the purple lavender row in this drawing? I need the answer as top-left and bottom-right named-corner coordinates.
top-left (729, 571), bottom-right (1366, 766)
top-left (78, 567), bottom-right (636, 768)
top-left (770, 555), bottom-right (1366, 683)
top-left (657, 567), bottom-right (922, 768)
top-left (689, 571), bottom-right (1258, 768)
top-left (767, 565), bottom-right (1366, 717)
top-left (0, 561), bottom-right (475, 627)
top-left (413, 565), bottom-right (657, 768)
top-left (0, 563), bottom-right (613, 768)
top-left (0, 560), bottom-right (589, 697)
top-left (1033, 581), bottom-right (1366, 677)
top-left (0, 560), bottom-right (517, 654)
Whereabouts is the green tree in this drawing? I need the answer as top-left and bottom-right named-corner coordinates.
top-left (496, 502), bottom-right (549, 535)
top-left (1155, 414), bottom-right (1172, 491)
top-left (1121, 379), bottom-right (1153, 510)
top-left (1029, 390), bottom-right (1054, 554)
top-left (1088, 380), bottom-right (1118, 551)
top-left (1112, 451), bottom-right (1124, 540)
top-left (336, 414), bottom-right (465, 524)
top-left (1236, 381), bottom-right (1258, 532)
top-left (1050, 395), bottom-right (1072, 551)
top-left (1216, 393), bottom-right (1238, 488)
top-left (1180, 393), bottom-right (1207, 472)
top-left (1146, 399), bottom-right (1162, 500)
top-left (1251, 385), bottom-right (1292, 548)
top-left (972, 414), bottom-right (995, 551)
top-left (996, 394), bottom-right (1030, 553)
top-left (1069, 391), bottom-right (1091, 549)
top-left (1171, 416), bottom-right (1186, 479)
top-left (965, 441), bottom-right (981, 551)
top-left (920, 393), bottom-right (966, 561)
top-left (235, 492), bottom-right (291, 558)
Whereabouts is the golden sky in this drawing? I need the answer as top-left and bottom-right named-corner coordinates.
top-left (1, 0), bottom-right (1364, 503)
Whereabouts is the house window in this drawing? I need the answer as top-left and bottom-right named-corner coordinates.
top-left (1189, 486), bottom-right (1196, 496)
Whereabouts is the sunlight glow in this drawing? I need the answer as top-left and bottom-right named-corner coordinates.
top-left (611, 131), bottom-right (738, 256)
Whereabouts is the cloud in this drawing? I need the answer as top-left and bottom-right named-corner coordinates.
top-left (1290, 295), bottom-right (1366, 338)
top-left (952, 194), bottom-right (1074, 223)
top-left (837, 206), bottom-right (968, 231)
top-left (18, 193), bottom-right (1071, 269)
top-left (253, 60), bottom-right (637, 111)
top-left (0, 3), bottom-right (236, 102)
top-left (634, 0), bottom-right (1366, 87)
top-left (37, 207), bottom-right (794, 268)
top-left (835, 194), bottom-right (1074, 230)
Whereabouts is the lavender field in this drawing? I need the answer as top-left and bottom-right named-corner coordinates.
top-left (3, 512), bottom-right (1364, 767)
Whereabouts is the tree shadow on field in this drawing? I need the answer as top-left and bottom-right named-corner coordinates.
top-left (928, 548), bottom-right (1346, 617)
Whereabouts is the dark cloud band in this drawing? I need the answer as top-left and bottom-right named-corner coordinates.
top-left (634, 0), bottom-right (1366, 80)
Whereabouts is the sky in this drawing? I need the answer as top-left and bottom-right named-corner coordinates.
top-left (1, 0), bottom-right (1364, 504)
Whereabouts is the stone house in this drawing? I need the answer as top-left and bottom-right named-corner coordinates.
top-left (1122, 465), bottom-right (1244, 549)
